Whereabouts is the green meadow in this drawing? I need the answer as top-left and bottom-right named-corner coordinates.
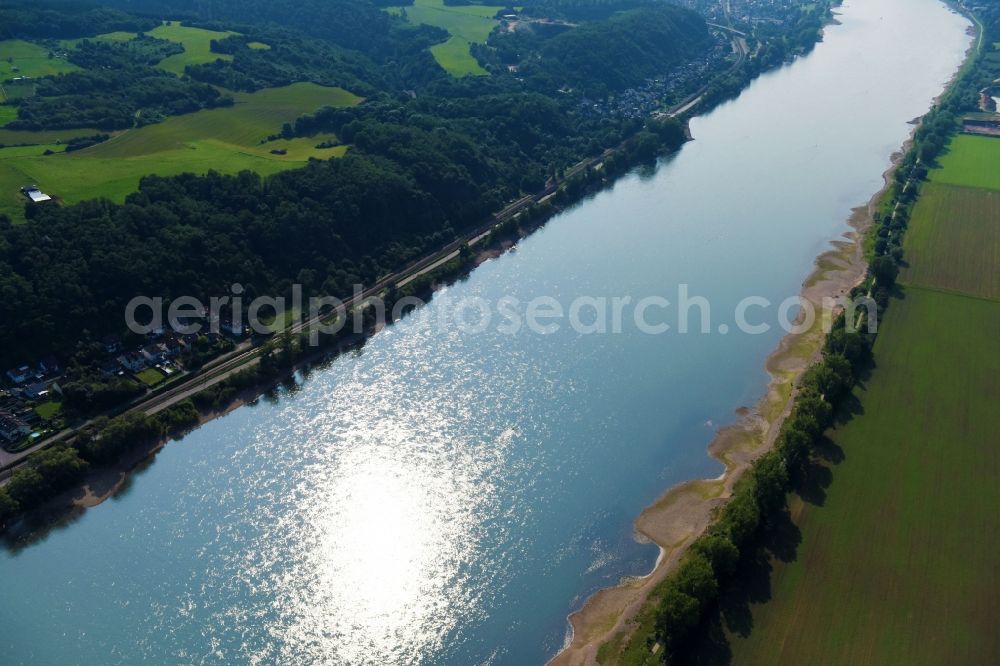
top-left (387, 0), bottom-right (509, 76)
top-left (59, 23), bottom-right (237, 76)
top-left (727, 133), bottom-right (1000, 664)
top-left (147, 23), bottom-right (237, 75)
top-left (929, 133), bottom-right (1000, 190)
top-left (0, 40), bottom-right (79, 79)
top-left (0, 83), bottom-right (361, 222)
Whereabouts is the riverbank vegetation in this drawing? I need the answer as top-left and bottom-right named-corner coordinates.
top-left (603, 3), bottom-right (1000, 663)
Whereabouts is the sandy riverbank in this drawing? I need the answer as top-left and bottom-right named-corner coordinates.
top-left (549, 163), bottom-right (896, 666)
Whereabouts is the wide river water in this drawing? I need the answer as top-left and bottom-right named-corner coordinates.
top-left (0, 0), bottom-right (971, 663)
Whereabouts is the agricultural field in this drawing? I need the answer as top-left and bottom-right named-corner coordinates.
top-left (0, 40), bottom-right (79, 80)
top-left (728, 286), bottom-right (1000, 665)
top-left (0, 83), bottom-right (361, 222)
top-left (725, 132), bottom-right (1000, 664)
top-left (387, 0), bottom-right (509, 76)
top-left (902, 183), bottom-right (1000, 300)
top-left (929, 133), bottom-right (1000, 190)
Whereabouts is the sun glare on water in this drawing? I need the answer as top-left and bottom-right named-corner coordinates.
top-left (230, 335), bottom-right (514, 664)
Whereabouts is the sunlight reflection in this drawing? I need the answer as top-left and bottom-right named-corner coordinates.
top-left (257, 406), bottom-right (494, 665)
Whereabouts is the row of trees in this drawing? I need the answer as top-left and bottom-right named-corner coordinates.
top-left (654, 320), bottom-right (870, 660)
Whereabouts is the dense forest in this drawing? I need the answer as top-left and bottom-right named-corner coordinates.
top-left (0, 4), bottom-right (157, 40)
top-left (535, 5), bottom-right (711, 94)
top-left (191, 30), bottom-right (387, 94)
top-left (102, 0), bottom-right (418, 58)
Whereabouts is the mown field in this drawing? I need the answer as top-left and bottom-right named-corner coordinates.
top-left (929, 133), bottom-right (1000, 191)
top-left (387, 0), bottom-right (508, 76)
top-left (902, 182), bottom-right (1000, 300)
top-left (726, 133), bottom-right (1000, 664)
top-left (0, 83), bottom-right (360, 222)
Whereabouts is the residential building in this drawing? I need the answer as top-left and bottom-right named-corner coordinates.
top-left (0, 410), bottom-right (30, 442)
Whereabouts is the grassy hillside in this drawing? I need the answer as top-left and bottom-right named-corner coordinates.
top-left (0, 127), bottom-right (106, 145)
top-left (387, 0), bottom-right (507, 76)
top-left (0, 83), bottom-right (360, 221)
top-left (59, 23), bottom-right (237, 75)
top-left (0, 40), bottom-right (79, 79)
top-left (726, 133), bottom-right (1000, 665)
top-left (147, 23), bottom-right (236, 75)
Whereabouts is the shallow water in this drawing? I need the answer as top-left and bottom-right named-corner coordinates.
top-left (0, 0), bottom-right (971, 663)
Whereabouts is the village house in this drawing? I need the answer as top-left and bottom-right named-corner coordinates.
top-left (161, 333), bottom-right (187, 356)
top-left (141, 343), bottom-right (170, 364)
top-left (98, 358), bottom-right (122, 378)
top-left (0, 410), bottom-right (30, 443)
top-left (38, 356), bottom-right (61, 376)
top-left (20, 185), bottom-right (52, 203)
top-left (221, 320), bottom-right (246, 338)
top-left (6, 366), bottom-right (33, 385)
top-left (117, 352), bottom-right (147, 373)
top-left (101, 334), bottom-right (123, 354)
top-left (23, 382), bottom-right (50, 401)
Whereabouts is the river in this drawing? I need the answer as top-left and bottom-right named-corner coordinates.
top-left (0, 0), bottom-right (971, 663)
